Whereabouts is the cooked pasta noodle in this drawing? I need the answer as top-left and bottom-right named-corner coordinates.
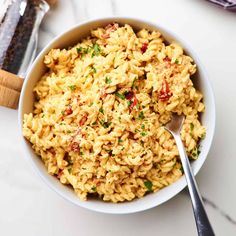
top-left (23, 23), bottom-right (206, 202)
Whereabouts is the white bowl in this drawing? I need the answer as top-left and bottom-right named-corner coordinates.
top-left (18, 17), bottom-right (216, 214)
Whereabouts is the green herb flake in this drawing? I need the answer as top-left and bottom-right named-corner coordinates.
top-left (142, 105), bottom-right (145, 109)
top-left (140, 131), bottom-right (147, 136)
top-left (115, 92), bottom-right (125, 100)
top-left (91, 121), bottom-right (97, 126)
top-left (141, 124), bottom-right (145, 130)
top-left (138, 111), bottom-right (145, 120)
top-left (132, 77), bottom-right (138, 89)
top-left (190, 147), bottom-right (200, 160)
top-left (127, 100), bottom-right (133, 107)
top-left (91, 43), bottom-right (101, 57)
top-left (80, 151), bottom-right (84, 156)
top-left (201, 133), bottom-right (206, 140)
top-left (118, 138), bottom-right (123, 143)
top-left (68, 167), bottom-right (72, 174)
top-left (112, 154), bottom-right (115, 157)
top-left (99, 107), bottom-right (104, 115)
top-left (121, 147), bottom-right (125, 151)
top-left (76, 47), bottom-right (83, 53)
top-left (100, 120), bottom-right (111, 128)
top-left (42, 114), bottom-right (45, 118)
top-left (68, 85), bottom-right (76, 91)
top-left (190, 123), bottom-right (194, 131)
top-left (91, 65), bottom-right (97, 73)
top-left (175, 59), bottom-right (179, 64)
top-left (91, 186), bottom-right (97, 192)
top-left (144, 180), bottom-right (153, 191)
top-left (67, 130), bottom-right (72, 134)
top-left (105, 77), bottom-right (112, 84)
top-left (89, 102), bottom-right (94, 107)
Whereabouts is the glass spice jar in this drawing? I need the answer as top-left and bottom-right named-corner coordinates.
top-left (0, 0), bottom-right (50, 77)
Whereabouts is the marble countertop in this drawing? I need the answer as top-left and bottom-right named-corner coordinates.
top-left (1, 0), bottom-right (236, 235)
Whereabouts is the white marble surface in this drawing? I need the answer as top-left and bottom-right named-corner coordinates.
top-left (1, 0), bottom-right (236, 235)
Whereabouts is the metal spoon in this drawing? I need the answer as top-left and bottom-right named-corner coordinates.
top-left (165, 114), bottom-right (215, 236)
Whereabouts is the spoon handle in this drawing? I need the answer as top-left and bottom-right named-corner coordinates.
top-left (174, 135), bottom-right (215, 236)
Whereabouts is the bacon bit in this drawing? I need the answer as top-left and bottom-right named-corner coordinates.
top-left (79, 114), bottom-right (88, 126)
top-left (125, 91), bottom-right (134, 100)
top-left (57, 169), bottom-right (63, 179)
top-left (141, 43), bottom-right (148, 53)
top-left (102, 23), bottom-right (119, 39)
top-left (163, 57), bottom-right (171, 68)
top-left (101, 92), bottom-right (108, 99)
top-left (64, 107), bottom-right (73, 115)
top-left (125, 91), bottom-right (138, 110)
top-left (70, 141), bottom-right (80, 153)
top-left (69, 129), bottom-right (81, 152)
top-left (159, 80), bottom-right (172, 101)
top-left (48, 148), bottom-right (56, 155)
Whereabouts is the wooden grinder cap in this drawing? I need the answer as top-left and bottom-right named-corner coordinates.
top-left (0, 69), bottom-right (23, 109)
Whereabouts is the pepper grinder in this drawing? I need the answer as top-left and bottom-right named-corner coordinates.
top-left (0, 0), bottom-right (56, 109)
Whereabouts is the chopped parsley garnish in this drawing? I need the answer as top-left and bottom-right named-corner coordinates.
top-left (100, 120), bottom-right (111, 128)
top-left (175, 59), bottom-right (179, 64)
top-left (105, 77), bottom-right (112, 84)
top-left (140, 131), bottom-right (147, 136)
top-left (68, 85), bottom-right (76, 91)
top-left (190, 147), bottom-right (200, 160)
top-left (67, 130), bottom-right (72, 133)
top-left (138, 111), bottom-right (145, 120)
top-left (118, 138), bottom-right (123, 143)
top-left (91, 186), bottom-right (97, 192)
top-left (190, 123), bottom-right (194, 131)
top-left (144, 180), bottom-right (153, 191)
top-left (42, 114), bottom-right (45, 118)
top-left (80, 151), bottom-right (84, 156)
top-left (91, 65), bottom-right (97, 73)
top-left (115, 92), bottom-right (125, 100)
top-left (76, 47), bottom-right (89, 57)
top-left (121, 147), bottom-right (125, 151)
top-left (89, 102), bottom-right (94, 107)
top-left (201, 133), bottom-right (206, 140)
top-left (132, 77), bottom-right (138, 89)
top-left (99, 107), bottom-right (104, 115)
top-left (142, 105), bottom-right (145, 109)
top-left (91, 121), bottom-right (97, 126)
top-left (76, 47), bottom-right (83, 53)
top-left (141, 124), bottom-right (145, 129)
top-left (127, 100), bottom-right (133, 107)
top-left (91, 43), bottom-right (101, 57)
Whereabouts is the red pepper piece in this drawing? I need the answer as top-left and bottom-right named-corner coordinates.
top-left (159, 80), bottom-right (172, 101)
top-left (141, 43), bottom-right (148, 53)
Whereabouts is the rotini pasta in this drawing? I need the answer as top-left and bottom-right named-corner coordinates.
top-left (23, 23), bottom-right (206, 202)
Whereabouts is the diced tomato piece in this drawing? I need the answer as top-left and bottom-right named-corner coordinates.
top-left (102, 23), bottom-right (119, 39)
top-left (79, 115), bottom-right (88, 126)
top-left (141, 43), bottom-right (148, 53)
top-left (129, 95), bottom-right (138, 110)
top-left (159, 80), bottom-right (172, 101)
top-left (64, 107), bottom-right (73, 115)
top-left (163, 57), bottom-right (171, 68)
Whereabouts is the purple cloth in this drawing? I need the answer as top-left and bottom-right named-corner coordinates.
top-left (206, 0), bottom-right (236, 11)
